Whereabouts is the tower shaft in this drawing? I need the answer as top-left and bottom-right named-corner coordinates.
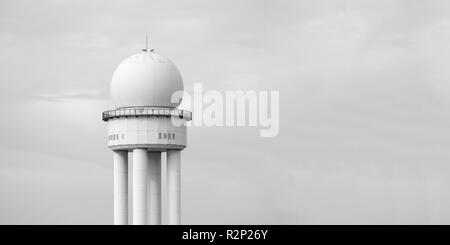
top-left (132, 149), bottom-right (148, 225)
top-left (167, 149), bottom-right (181, 225)
top-left (148, 152), bottom-right (162, 225)
top-left (113, 151), bottom-right (128, 225)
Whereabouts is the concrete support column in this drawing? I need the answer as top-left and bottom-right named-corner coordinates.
top-left (113, 150), bottom-right (128, 225)
top-left (148, 151), bottom-right (162, 225)
top-left (133, 148), bottom-right (148, 225)
top-left (167, 150), bottom-right (181, 225)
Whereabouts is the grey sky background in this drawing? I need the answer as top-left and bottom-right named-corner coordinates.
top-left (1, 0), bottom-right (450, 224)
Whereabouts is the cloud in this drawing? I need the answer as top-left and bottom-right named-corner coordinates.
top-left (37, 88), bottom-right (105, 100)
top-left (64, 32), bottom-right (113, 49)
top-left (0, 147), bottom-right (112, 225)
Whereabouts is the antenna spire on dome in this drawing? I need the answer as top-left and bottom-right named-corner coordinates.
top-left (142, 34), bottom-right (154, 52)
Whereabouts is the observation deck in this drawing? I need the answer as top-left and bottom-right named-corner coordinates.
top-left (102, 107), bottom-right (192, 122)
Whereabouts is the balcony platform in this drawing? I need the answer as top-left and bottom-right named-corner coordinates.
top-left (102, 107), bottom-right (192, 122)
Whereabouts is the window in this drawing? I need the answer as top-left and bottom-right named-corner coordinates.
top-left (159, 133), bottom-right (162, 139)
top-left (172, 133), bottom-right (175, 140)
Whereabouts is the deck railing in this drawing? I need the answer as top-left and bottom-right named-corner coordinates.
top-left (102, 107), bottom-right (192, 121)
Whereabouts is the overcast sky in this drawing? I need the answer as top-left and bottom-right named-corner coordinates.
top-left (1, 0), bottom-right (450, 224)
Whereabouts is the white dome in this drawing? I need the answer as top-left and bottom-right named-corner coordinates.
top-left (111, 51), bottom-right (183, 108)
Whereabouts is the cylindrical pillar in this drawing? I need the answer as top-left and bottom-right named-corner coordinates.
top-left (148, 152), bottom-right (162, 225)
top-left (133, 148), bottom-right (148, 225)
top-left (167, 150), bottom-right (181, 225)
top-left (113, 150), bottom-right (128, 225)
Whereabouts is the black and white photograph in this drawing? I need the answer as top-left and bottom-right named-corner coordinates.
top-left (0, 0), bottom-right (450, 238)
